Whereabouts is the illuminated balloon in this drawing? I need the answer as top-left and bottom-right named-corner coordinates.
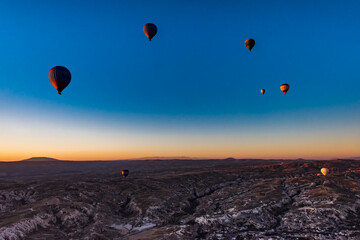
top-left (48, 66), bottom-right (71, 95)
top-left (245, 38), bottom-right (255, 51)
top-left (143, 23), bottom-right (157, 41)
top-left (321, 168), bottom-right (329, 176)
top-left (261, 89), bottom-right (265, 94)
top-left (280, 84), bottom-right (290, 94)
top-left (122, 169), bottom-right (129, 178)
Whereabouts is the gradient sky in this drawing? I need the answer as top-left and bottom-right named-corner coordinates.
top-left (0, 0), bottom-right (359, 161)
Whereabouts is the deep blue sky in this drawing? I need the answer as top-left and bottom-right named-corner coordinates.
top-left (0, 1), bottom-right (359, 160)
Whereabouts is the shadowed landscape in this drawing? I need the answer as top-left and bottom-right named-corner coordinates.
top-left (1, 158), bottom-right (360, 239)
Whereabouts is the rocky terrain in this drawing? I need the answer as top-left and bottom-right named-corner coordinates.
top-left (0, 158), bottom-right (360, 239)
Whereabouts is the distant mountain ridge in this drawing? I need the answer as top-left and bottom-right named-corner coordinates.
top-left (17, 156), bottom-right (358, 162)
top-left (128, 156), bottom-right (207, 160)
top-left (21, 157), bottom-right (61, 162)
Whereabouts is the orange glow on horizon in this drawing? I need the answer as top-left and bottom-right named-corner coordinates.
top-left (1, 101), bottom-right (359, 162)
top-left (1, 135), bottom-right (359, 162)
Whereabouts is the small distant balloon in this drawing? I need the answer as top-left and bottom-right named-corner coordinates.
top-left (143, 23), bottom-right (157, 41)
top-left (321, 168), bottom-right (329, 176)
top-left (122, 169), bottom-right (129, 178)
top-left (245, 38), bottom-right (255, 51)
top-left (261, 89), bottom-right (265, 95)
top-left (280, 84), bottom-right (290, 94)
top-left (48, 66), bottom-right (71, 95)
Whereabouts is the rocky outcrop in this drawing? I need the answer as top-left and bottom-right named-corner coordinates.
top-left (1, 160), bottom-right (360, 239)
top-left (0, 214), bottom-right (55, 240)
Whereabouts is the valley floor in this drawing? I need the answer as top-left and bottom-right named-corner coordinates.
top-left (1, 159), bottom-right (360, 239)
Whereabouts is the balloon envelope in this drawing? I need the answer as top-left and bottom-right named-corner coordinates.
top-left (143, 23), bottom-right (157, 41)
top-left (261, 89), bottom-right (265, 94)
top-left (122, 169), bottom-right (129, 178)
top-left (48, 66), bottom-right (71, 95)
top-left (245, 38), bottom-right (255, 51)
top-left (280, 84), bottom-right (290, 94)
top-left (321, 168), bottom-right (329, 176)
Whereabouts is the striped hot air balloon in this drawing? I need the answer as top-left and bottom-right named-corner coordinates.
top-left (280, 84), bottom-right (290, 94)
top-left (143, 23), bottom-right (157, 41)
top-left (245, 38), bottom-right (255, 51)
top-left (48, 66), bottom-right (71, 95)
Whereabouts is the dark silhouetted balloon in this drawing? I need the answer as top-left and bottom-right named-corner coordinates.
top-left (122, 169), bottom-right (129, 178)
top-left (261, 89), bottom-right (265, 94)
top-left (245, 38), bottom-right (255, 51)
top-left (280, 84), bottom-right (290, 94)
top-left (48, 66), bottom-right (71, 95)
top-left (143, 23), bottom-right (157, 41)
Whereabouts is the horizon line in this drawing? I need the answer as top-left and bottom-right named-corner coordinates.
top-left (1, 156), bottom-right (359, 162)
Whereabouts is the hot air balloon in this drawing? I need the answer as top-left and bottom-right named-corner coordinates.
top-left (122, 169), bottom-right (129, 178)
top-left (261, 89), bottom-right (265, 94)
top-left (48, 66), bottom-right (71, 95)
top-left (280, 84), bottom-right (290, 94)
top-left (321, 168), bottom-right (329, 176)
top-left (143, 23), bottom-right (157, 41)
top-left (245, 38), bottom-right (255, 51)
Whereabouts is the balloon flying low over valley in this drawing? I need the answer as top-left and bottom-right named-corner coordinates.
top-left (0, 1), bottom-right (359, 161)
